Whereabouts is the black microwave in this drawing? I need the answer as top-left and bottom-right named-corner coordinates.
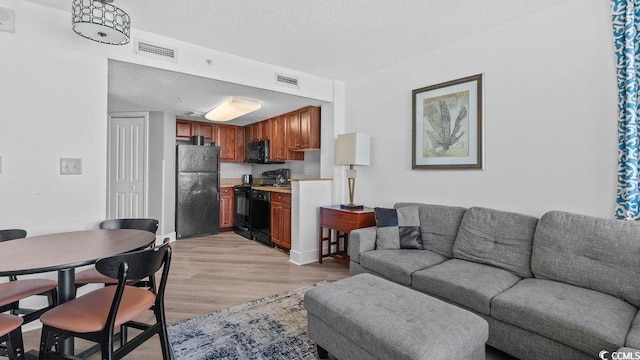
top-left (247, 140), bottom-right (284, 164)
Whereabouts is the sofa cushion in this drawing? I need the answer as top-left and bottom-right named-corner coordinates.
top-left (359, 249), bottom-right (446, 286)
top-left (395, 203), bottom-right (467, 258)
top-left (491, 278), bottom-right (637, 356)
top-left (627, 311), bottom-right (640, 349)
top-left (412, 259), bottom-right (521, 316)
top-left (531, 211), bottom-right (640, 308)
top-left (452, 207), bottom-right (538, 278)
top-left (374, 206), bottom-right (422, 250)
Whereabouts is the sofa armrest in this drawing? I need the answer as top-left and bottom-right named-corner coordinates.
top-left (348, 227), bottom-right (377, 264)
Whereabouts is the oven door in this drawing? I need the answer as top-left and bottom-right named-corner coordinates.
top-left (249, 190), bottom-right (274, 247)
top-left (233, 187), bottom-right (251, 238)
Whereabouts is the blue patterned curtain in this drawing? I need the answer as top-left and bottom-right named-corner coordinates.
top-left (613, 0), bottom-right (640, 220)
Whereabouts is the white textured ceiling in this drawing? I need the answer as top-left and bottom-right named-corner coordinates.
top-left (27, 0), bottom-right (568, 81)
top-left (25, 0), bottom-right (570, 123)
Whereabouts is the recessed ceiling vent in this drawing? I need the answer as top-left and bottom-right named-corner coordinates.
top-left (134, 39), bottom-right (178, 62)
top-left (275, 72), bottom-right (299, 89)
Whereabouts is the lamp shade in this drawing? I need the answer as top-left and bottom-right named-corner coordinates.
top-left (335, 133), bottom-right (370, 166)
top-left (205, 97), bottom-right (262, 121)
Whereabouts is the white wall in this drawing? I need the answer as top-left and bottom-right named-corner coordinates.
top-left (345, 0), bottom-right (617, 218)
top-left (0, 0), bottom-right (336, 235)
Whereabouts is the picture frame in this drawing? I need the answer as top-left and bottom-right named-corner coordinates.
top-left (412, 74), bottom-right (483, 170)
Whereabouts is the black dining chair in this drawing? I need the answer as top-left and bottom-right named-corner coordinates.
top-left (0, 229), bottom-right (58, 325)
top-left (74, 218), bottom-right (159, 287)
top-left (39, 242), bottom-right (173, 360)
top-left (0, 314), bottom-right (24, 360)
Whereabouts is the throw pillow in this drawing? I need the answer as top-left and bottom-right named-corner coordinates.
top-left (374, 206), bottom-right (423, 250)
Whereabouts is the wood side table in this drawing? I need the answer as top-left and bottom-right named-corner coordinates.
top-left (319, 205), bottom-right (376, 265)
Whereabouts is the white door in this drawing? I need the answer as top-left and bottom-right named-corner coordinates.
top-left (107, 114), bottom-right (147, 219)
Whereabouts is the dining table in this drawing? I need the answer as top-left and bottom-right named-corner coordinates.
top-left (0, 228), bottom-right (156, 357)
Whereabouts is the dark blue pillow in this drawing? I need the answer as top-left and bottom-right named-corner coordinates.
top-left (374, 207), bottom-right (399, 227)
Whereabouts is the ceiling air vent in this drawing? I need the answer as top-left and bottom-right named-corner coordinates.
top-left (275, 73), bottom-right (300, 89)
top-left (134, 39), bottom-right (178, 62)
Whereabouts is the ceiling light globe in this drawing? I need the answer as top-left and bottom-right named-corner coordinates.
top-left (71, 0), bottom-right (130, 45)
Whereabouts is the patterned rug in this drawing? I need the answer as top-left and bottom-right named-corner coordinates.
top-left (167, 282), bottom-right (333, 360)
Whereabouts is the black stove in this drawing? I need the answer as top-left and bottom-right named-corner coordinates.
top-left (233, 185), bottom-right (274, 248)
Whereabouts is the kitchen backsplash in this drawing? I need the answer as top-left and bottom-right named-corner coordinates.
top-left (219, 151), bottom-right (320, 180)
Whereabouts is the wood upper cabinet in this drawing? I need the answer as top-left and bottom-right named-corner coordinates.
top-left (286, 111), bottom-right (300, 151)
top-left (285, 111), bottom-right (304, 160)
top-left (260, 120), bottom-right (271, 142)
top-left (219, 187), bottom-right (234, 230)
top-left (215, 124), bottom-right (240, 162)
top-left (270, 192), bottom-right (291, 250)
top-left (194, 122), bottom-right (214, 141)
top-left (287, 106), bottom-right (320, 151)
top-left (176, 119), bottom-right (243, 162)
top-left (176, 120), bottom-right (194, 140)
top-left (270, 116), bottom-right (287, 162)
top-left (247, 121), bottom-right (271, 142)
top-left (241, 105), bottom-right (321, 163)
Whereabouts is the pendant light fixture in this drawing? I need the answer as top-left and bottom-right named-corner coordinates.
top-left (71, 0), bottom-right (130, 45)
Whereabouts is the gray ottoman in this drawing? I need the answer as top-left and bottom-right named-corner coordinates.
top-left (304, 273), bottom-right (489, 360)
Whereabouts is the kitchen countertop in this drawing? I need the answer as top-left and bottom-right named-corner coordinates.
top-left (251, 186), bottom-right (292, 194)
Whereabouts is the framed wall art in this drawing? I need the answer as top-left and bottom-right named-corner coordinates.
top-left (412, 74), bottom-right (483, 170)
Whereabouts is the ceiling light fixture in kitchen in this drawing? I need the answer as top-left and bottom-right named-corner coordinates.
top-left (71, 0), bottom-right (130, 45)
top-left (205, 97), bottom-right (262, 121)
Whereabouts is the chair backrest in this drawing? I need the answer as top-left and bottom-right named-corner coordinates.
top-left (0, 229), bottom-right (27, 243)
top-left (99, 219), bottom-right (158, 234)
top-left (94, 242), bottom-right (171, 338)
top-left (95, 242), bottom-right (171, 293)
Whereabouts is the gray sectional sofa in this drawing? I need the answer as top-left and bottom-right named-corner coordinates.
top-left (348, 203), bottom-right (640, 360)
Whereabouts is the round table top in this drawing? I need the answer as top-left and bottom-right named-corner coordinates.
top-left (0, 229), bottom-right (156, 276)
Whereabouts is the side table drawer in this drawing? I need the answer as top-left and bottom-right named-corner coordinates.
top-left (320, 208), bottom-right (357, 232)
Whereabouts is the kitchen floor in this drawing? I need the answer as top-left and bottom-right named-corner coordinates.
top-left (21, 232), bottom-right (514, 359)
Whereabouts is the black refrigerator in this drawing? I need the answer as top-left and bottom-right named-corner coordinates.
top-left (176, 143), bottom-right (220, 239)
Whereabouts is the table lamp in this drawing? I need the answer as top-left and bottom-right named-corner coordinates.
top-left (335, 132), bottom-right (370, 210)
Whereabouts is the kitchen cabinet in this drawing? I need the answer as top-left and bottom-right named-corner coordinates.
top-left (176, 119), bottom-right (213, 141)
top-left (270, 192), bottom-right (291, 250)
top-left (246, 121), bottom-right (270, 142)
top-left (241, 105), bottom-right (321, 163)
top-left (194, 122), bottom-right (214, 141)
top-left (175, 119), bottom-right (243, 163)
top-left (270, 115), bottom-right (287, 162)
top-left (285, 112), bottom-right (304, 160)
top-left (215, 124), bottom-right (242, 162)
top-left (219, 187), bottom-right (234, 231)
top-left (176, 120), bottom-right (193, 140)
top-left (287, 106), bottom-right (320, 152)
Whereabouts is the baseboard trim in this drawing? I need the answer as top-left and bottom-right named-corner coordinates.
top-left (289, 249), bottom-right (318, 265)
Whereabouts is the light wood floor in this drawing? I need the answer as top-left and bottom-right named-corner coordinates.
top-left (22, 232), bottom-right (350, 359)
top-left (22, 232), bottom-right (512, 359)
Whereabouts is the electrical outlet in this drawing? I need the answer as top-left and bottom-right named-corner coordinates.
top-left (60, 158), bottom-right (82, 175)
top-left (0, 7), bottom-right (16, 34)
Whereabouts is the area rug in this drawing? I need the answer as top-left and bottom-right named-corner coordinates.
top-left (168, 282), bottom-right (335, 360)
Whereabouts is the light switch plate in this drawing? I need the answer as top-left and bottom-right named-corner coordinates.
top-left (0, 7), bottom-right (15, 34)
top-left (60, 158), bottom-right (82, 175)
